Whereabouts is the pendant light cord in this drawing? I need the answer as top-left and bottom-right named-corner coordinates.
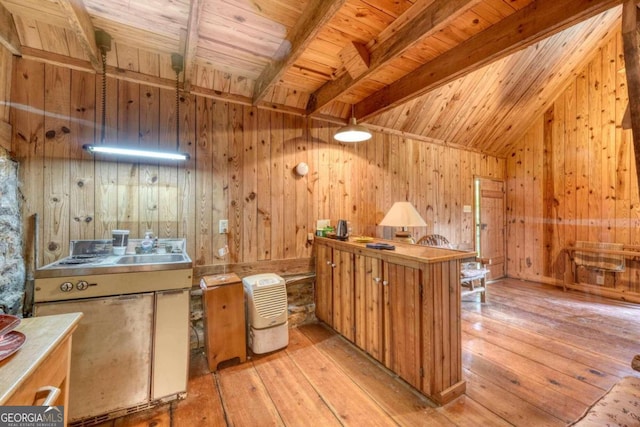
top-left (100, 48), bottom-right (107, 144)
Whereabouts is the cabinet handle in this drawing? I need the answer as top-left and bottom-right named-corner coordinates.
top-left (331, 263), bottom-right (336, 268)
top-left (326, 260), bottom-right (332, 265)
top-left (373, 277), bottom-right (381, 283)
top-left (35, 386), bottom-right (61, 406)
top-left (383, 280), bottom-right (389, 286)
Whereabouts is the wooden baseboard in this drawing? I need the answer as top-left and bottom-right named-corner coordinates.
top-left (563, 281), bottom-right (640, 304)
top-left (434, 380), bottom-right (466, 405)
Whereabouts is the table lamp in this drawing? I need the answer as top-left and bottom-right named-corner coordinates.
top-left (379, 202), bottom-right (427, 244)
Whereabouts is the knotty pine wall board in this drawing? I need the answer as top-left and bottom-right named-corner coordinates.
top-left (506, 30), bottom-right (640, 296)
top-left (10, 57), bottom-right (505, 272)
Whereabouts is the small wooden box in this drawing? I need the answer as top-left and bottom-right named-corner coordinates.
top-left (200, 273), bottom-right (246, 371)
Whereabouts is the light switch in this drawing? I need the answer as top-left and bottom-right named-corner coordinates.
top-left (219, 219), bottom-right (228, 234)
top-left (463, 205), bottom-right (472, 213)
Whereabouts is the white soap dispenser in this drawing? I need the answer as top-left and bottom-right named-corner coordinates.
top-left (141, 231), bottom-right (154, 253)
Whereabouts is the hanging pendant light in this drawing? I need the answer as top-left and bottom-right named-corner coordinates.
top-left (83, 30), bottom-right (190, 162)
top-left (334, 104), bottom-right (372, 143)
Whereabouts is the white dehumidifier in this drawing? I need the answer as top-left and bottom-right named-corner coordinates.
top-left (242, 273), bottom-right (289, 354)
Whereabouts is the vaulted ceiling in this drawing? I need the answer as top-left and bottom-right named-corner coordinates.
top-left (0, 0), bottom-right (626, 157)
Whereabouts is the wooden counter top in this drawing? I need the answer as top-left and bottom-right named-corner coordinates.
top-left (0, 312), bottom-right (82, 404)
top-left (315, 236), bottom-right (476, 265)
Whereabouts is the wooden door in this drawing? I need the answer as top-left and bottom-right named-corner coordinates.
top-left (476, 177), bottom-right (506, 279)
top-left (384, 262), bottom-right (422, 390)
top-left (315, 243), bottom-right (333, 325)
top-left (332, 249), bottom-right (355, 341)
top-left (354, 255), bottom-right (384, 361)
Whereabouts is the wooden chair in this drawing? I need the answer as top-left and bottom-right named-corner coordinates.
top-left (417, 234), bottom-right (489, 302)
top-left (416, 234), bottom-right (451, 248)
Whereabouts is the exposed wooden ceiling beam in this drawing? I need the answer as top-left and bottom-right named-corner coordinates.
top-left (0, 1), bottom-right (21, 55)
top-left (252, 0), bottom-right (346, 105)
top-left (183, 0), bottom-right (204, 91)
top-left (355, 0), bottom-right (624, 121)
top-left (306, 0), bottom-right (481, 115)
top-left (56, 0), bottom-right (101, 72)
top-left (621, 0), bottom-right (640, 195)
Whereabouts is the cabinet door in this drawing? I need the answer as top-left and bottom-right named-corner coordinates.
top-left (332, 249), bottom-right (355, 341)
top-left (315, 243), bottom-right (333, 325)
top-left (153, 289), bottom-right (190, 399)
top-left (355, 255), bottom-right (384, 361)
top-left (384, 263), bottom-right (422, 390)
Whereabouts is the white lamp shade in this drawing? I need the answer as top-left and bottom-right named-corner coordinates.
top-left (379, 202), bottom-right (427, 227)
top-left (334, 117), bottom-right (372, 143)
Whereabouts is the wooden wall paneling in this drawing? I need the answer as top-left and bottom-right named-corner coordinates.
top-left (178, 92), bottom-right (196, 257)
top-left (157, 87), bottom-right (178, 239)
top-left (317, 120), bottom-right (331, 224)
top-left (373, 133), bottom-right (385, 237)
top-left (601, 36), bottom-right (616, 243)
top-left (294, 114), bottom-right (309, 258)
top-left (242, 106), bottom-right (258, 262)
top-left (307, 120), bottom-right (319, 245)
top-left (575, 67), bottom-right (590, 245)
top-left (270, 111), bottom-right (284, 260)
top-left (422, 144), bottom-right (436, 232)
top-left (564, 81), bottom-right (577, 251)
top-left (228, 103), bottom-right (243, 263)
top-left (43, 64), bottom-right (71, 263)
top-left (115, 43), bottom-right (140, 72)
top-left (37, 23), bottom-right (69, 57)
top-left (586, 57), bottom-right (602, 243)
top-left (521, 133), bottom-right (533, 277)
top-left (615, 33), bottom-right (631, 246)
top-left (451, 149), bottom-right (462, 245)
top-left (511, 144), bottom-right (524, 277)
top-left (94, 74), bottom-right (118, 241)
top-left (69, 69), bottom-right (95, 241)
top-left (552, 94), bottom-right (567, 282)
top-left (11, 59), bottom-right (44, 266)
top-left (436, 145), bottom-right (448, 236)
top-left (195, 97), bottom-right (213, 266)
top-left (257, 108), bottom-right (272, 261)
top-left (328, 137), bottom-right (343, 225)
top-left (138, 84), bottom-right (160, 238)
top-left (349, 136), bottom-right (361, 235)
top-left (0, 46), bottom-right (11, 126)
top-left (210, 100), bottom-right (228, 264)
top-left (282, 113), bottom-right (296, 259)
top-left (116, 80), bottom-right (140, 236)
top-left (543, 107), bottom-right (555, 278)
top-left (532, 120), bottom-right (544, 280)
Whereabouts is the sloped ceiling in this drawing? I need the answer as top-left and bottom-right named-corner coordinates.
top-left (0, 0), bottom-right (626, 158)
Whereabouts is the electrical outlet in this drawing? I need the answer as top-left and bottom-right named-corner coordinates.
top-left (219, 219), bottom-right (228, 234)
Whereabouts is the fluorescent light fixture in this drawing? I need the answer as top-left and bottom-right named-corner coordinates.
top-left (83, 144), bottom-right (190, 161)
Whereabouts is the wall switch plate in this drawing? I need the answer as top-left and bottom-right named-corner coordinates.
top-left (463, 205), bottom-right (472, 213)
top-left (219, 219), bottom-right (228, 234)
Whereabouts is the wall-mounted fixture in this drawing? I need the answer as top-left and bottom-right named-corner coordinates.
top-left (83, 30), bottom-right (190, 162)
top-left (295, 162), bottom-right (309, 176)
top-left (333, 105), bottom-right (372, 143)
top-left (379, 201), bottom-right (427, 244)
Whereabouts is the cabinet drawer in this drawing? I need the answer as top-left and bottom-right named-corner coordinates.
top-left (5, 335), bottom-right (70, 406)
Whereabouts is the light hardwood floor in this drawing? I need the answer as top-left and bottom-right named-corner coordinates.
top-left (99, 279), bottom-right (640, 426)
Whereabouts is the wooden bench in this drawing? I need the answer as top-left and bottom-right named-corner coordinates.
top-left (570, 355), bottom-right (640, 426)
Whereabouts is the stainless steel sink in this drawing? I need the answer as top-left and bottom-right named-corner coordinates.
top-left (116, 254), bottom-right (187, 265)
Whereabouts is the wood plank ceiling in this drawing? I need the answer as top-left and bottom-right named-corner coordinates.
top-left (0, 0), bottom-right (626, 157)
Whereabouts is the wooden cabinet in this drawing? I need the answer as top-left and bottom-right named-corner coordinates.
top-left (354, 255), bottom-right (421, 389)
top-left (0, 313), bottom-right (82, 427)
top-left (201, 273), bottom-right (247, 371)
top-left (315, 245), bottom-right (355, 342)
top-left (316, 237), bottom-right (470, 405)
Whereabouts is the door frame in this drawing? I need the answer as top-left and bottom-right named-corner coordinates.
top-left (473, 176), bottom-right (506, 278)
